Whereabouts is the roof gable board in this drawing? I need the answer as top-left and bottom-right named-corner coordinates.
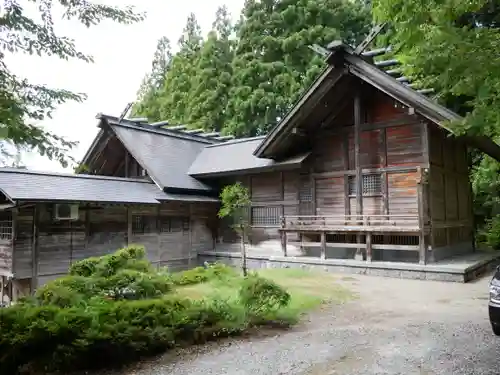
top-left (253, 42), bottom-right (500, 162)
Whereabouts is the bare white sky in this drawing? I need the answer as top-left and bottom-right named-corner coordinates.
top-left (8, 0), bottom-right (244, 172)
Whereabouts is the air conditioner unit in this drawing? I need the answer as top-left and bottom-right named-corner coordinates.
top-left (54, 204), bottom-right (79, 221)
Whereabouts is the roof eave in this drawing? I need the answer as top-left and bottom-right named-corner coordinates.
top-left (189, 162), bottom-right (305, 179)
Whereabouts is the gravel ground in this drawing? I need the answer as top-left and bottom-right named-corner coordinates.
top-left (100, 273), bottom-right (500, 375)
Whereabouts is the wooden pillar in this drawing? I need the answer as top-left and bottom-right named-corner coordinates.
top-left (125, 152), bottom-right (130, 178)
top-left (354, 93), bottom-right (364, 260)
top-left (127, 207), bottom-right (133, 245)
top-left (280, 216), bottom-right (287, 257)
top-left (417, 167), bottom-right (428, 265)
top-left (320, 232), bottom-right (326, 260)
top-left (366, 232), bottom-right (372, 262)
top-left (30, 205), bottom-right (39, 293)
top-left (280, 231), bottom-right (287, 257)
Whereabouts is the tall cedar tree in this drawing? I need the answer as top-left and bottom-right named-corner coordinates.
top-left (155, 13), bottom-right (204, 125)
top-left (373, 0), bottom-right (500, 223)
top-left (0, 0), bottom-right (143, 166)
top-left (186, 6), bottom-right (234, 131)
top-left (133, 37), bottom-right (174, 121)
top-left (225, 0), bottom-right (371, 136)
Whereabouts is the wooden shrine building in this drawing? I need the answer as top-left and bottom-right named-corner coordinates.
top-left (1, 41), bottom-right (500, 300)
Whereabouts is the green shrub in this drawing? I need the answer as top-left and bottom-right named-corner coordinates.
top-left (0, 295), bottom-right (248, 373)
top-left (238, 274), bottom-right (290, 319)
top-left (69, 245), bottom-right (150, 278)
top-left (170, 262), bottom-right (237, 286)
top-left (98, 269), bottom-right (172, 300)
top-left (485, 215), bottom-right (500, 250)
top-left (0, 248), bottom-right (296, 374)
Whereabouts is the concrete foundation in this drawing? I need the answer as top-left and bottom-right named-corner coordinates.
top-left (199, 249), bottom-right (500, 283)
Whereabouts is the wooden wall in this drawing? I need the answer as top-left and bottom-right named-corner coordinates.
top-left (0, 210), bottom-right (13, 277)
top-left (217, 91), bottom-right (427, 246)
top-left (11, 201), bottom-right (216, 288)
top-left (88, 134), bottom-right (148, 179)
top-left (427, 124), bottom-right (473, 253)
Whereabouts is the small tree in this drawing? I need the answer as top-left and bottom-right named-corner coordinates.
top-left (218, 183), bottom-right (251, 276)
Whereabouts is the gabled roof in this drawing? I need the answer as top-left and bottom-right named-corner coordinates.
top-left (97, 115), bottom-right (218, 193)
top-left (188, 137), bottom-right (310, 178)
top-left (253, 41), bottom-right (500, 162)
top-left (0, 168), bottom-right (219, 204)
top-left (0, 168), bottom-right (164, 204)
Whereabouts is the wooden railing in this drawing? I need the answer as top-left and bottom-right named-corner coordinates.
top-left (280, 214), bottom-right (421, 233)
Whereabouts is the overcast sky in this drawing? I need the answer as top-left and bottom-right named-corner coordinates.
top-left (9, 0), bottom-right (244, 173)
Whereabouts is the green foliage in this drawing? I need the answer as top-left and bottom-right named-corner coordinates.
top-left (239, 274), bottom-right (291, 319)
top-left (218, 182), bottom-right (251, 227)
top-left (0, 296), bottom-right (249, 373)
top-left (0, 0), bottom-right (144, 167)
top-left (373, 0), bottom-right (500, 139)
top-left (226, 0), bottom-right (371, 136)
top-left (69, 245), bottom-right (151, 277)
top-left (373, 0), bottom-right (500, 234)
top-left (133, 0), bottom-right (370, 136)
top-left (472, 156), bottom-right (500, 225)
top-left (170, 262), bottom-right (238, 286)
top-left (0, 246), bottom-right (297, 373)
top-left (482, 215), bottom-right (500, 250)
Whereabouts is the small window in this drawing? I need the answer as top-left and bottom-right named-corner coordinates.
top-left (251, 206), bottom-right (281, 226)
top-left (132, 215), bottom-right (156, 234)
top-left (299, 174), bottom-right (313, 202)
top-left (182, 218), bottom-right (190, 231)
top-left (348, 174), bottom-right (382, 196)
top-left (158, 216), bottom-right (171, 233)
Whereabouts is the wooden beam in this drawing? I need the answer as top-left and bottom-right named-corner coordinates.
top-left (127, 208), bottom-right (132, 245)
top-left (320, 232), bottom-right (326, 260)
top-left (30, 205), bottom-right (39, 293)
top-left (312, 165), bottom-right (421, 179)
top-left (124, 152), bottom-right (130, 178)
top-left (354, 93), bottom-right (363, 260)
top-left (366, 232), bottom-right (372, 262)
top-left (417, 167), bottom-right (428, 264)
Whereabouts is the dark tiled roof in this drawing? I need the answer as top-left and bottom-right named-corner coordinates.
top-left (110, 123), bottom-right (213, 192)
top-left (0, 168), bottom-right (218, 203)
top-left (95, 115), bottom-right (222, 192)
top-left (188, 137), bottom-right (310, 177)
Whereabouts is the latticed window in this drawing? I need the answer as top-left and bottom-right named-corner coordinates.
top-left (348, 174), bottom-right (382, 196)
top-left (299, 175), bottom-right (312, 202)
top-left (132, 215), bottom-right (157, 234)
top-left (251, 206), bottom-right (281, 226)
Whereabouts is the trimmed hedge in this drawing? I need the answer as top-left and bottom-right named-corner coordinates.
top-left (0, 246), bottom-right (293, 374)
top-left (169, 262), bottom-right (238, 286)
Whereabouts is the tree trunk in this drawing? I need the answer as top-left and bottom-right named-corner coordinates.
top-left (240, 227), bottom-right (247, 276)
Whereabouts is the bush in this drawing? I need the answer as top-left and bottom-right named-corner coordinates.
top-left (69, 245), bottom-right (151, 278)
top-left (170, 262), bottom-right (237, 286)
top-left (0, 295), bottom-right (248, 373)
top-left (0, 247), bottom-right (295, 374)
top-left (485, 215), bottom-right (500, 250)
top-left (238, 274), bottom-right (290, 321)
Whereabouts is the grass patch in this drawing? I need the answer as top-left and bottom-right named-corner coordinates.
top-left (176, 267), bottom-right (356, 319)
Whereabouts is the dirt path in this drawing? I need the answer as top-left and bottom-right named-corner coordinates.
top-left (100, 273), bottom-right (499, 375)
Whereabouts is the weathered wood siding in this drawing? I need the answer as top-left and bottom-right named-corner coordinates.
top-left (427, 124), bottom-right (472, 253)
top-left (14, 207), bottom-right (34, 278)
top-left (88, 134), bottom-right (149, 179)
top-left (217, 92), bottom-right (428, 248)
top-left (0, 210), bottom-right (13, 277)
top-left (11, 201), bottom-right (216, 286)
